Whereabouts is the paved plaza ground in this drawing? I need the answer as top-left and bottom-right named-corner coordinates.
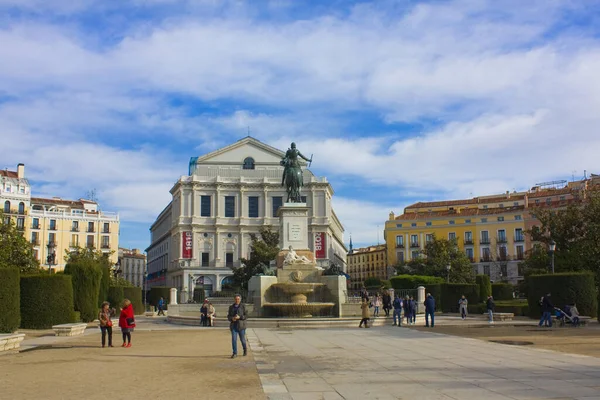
top-left (2, 318), bottom-right (600, 400)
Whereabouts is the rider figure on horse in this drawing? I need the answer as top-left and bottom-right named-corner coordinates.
top-left (280, 142), bottom-right (312, 203)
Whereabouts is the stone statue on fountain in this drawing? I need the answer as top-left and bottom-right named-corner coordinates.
top-left (283, 245), bottom-right (312, 266)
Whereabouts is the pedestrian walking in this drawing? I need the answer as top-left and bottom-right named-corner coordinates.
top-left (359, 298), bottom-right (371, 328)
top-left (486, 296), bottom-right (495, 324)
top-left (98, 301), bottom-right (113, 348)
top-left (374, 294), bottom-right (382, 317)
top-left (538, 293), bottom-right (554, 328)
top-left (227, 294), bottom-right (248, 358)
top-left (392, 295), bottom-right (403, 326)
top-left (458, 295), bottom-right (468, 320)
top-left (119, 299), bottom-right (136, 348)
top-left (403, 296), bottom-right (411, 325)
top-left (157, 297), bottom-right (165, 316)
top-left (424, 293), bottom-right (435, 328)
top-left (360, 287), bottom-right (369, 301)
top-left (410, 296), bottom-right (417, 324)
top-left (383, 290), bottom-right (392, 317)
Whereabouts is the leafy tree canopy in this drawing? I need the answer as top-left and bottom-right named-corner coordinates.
top-left (0, 211), bottom-right (40, 273)
top-left (233, 226), bottom-right (280, 290)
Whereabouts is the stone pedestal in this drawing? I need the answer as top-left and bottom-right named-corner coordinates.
top-left (278, 203), bottom-right (310, 251)
top-left (169, 288), bottom-right (178, 305)
top-left (321, 275), bottom-right (347, 317)
top-left (417, 286), bottom-right (425, 314)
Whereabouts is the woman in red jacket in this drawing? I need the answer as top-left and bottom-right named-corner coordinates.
top-left (119, 299), bottom-right (136, 347)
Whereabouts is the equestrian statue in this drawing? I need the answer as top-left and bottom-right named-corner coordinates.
top-left (280, 142), bottom-right (312, 203)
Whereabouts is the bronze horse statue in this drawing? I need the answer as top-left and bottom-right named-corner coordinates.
top-left (281, 142), bottom-right (312, 203)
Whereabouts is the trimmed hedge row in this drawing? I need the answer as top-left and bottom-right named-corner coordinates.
top-left (123, 287), bottom-right (144, 315)
top-left (0, 268), bottom-right (20, 333)
top-left (440, 283), bottom-right (480, 313)
top-left (390, 275), bottom-right (444, 290)
top-left (424, 284), bottom-right (443, 312)
top-left (20, 275), bottom-right (76, 329)
top-left (64, 262), bottom-right (103, 322)
top-left (107, 286), bottom-right (125, 310)
top-left (476, 275), bottom-right (491, 303)
top-left (149, 287), bottom-right (171, 309)
top-left (526, 272), bottom-right (597, 319)
top-left (492, 283), bottom-right (514, 301)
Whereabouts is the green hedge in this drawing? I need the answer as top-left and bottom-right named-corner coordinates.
top-left (149, 286), bottom-right (171, 309)
top-left (424, 284), bottom-right (443, 312)
top-left (526, 272), bottom-right (597, 319)
top-left (123, 287), bottom-right (144, 315)
top-left (492, 283), bottom-right (514, 301)
top-left (467, 303), bottom-right (486, 314)
top-left (107, 286), bottom-right (125, 310)
top-left (476, 275), bottom-right (491, 303)
top-left (494, 300), bottom-right (529, 316)
top-left (440, 283), bottom-right (480, 313)
top-left (193, 288), bottom-right (206, 303)
top-left (390, 275), bottom-right (444, 290)
top-left (98, 264), bottom-right (110, 307)
top-left (21, 275), bottom-right (76, 329)
top-left (64, 262), bottom-right (103, 322)
top-left (0, 268), bottom-right (20, 333)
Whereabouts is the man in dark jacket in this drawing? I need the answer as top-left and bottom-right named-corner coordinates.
top-left (538, 293), bottom-right (554, 328)
top-left (392, 295), bottom-right (403, 326)
top-left (227, 294), bottom-right (248, 358)
top-left (382, 291), bottom-right (392, 317)
top-left (486, 296), bottom-right (495, 324)
top-left (424, 293), bottom-right (435, 328)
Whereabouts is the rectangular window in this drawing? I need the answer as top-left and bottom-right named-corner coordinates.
top-left (499, 203), bottom-right (504, 208)
top-left (535, 199), bottom-right (540, 204)
top-left (32, 218), bottom-right (39, 229)
top-left (396, 224), bottom-right (402, 228)
top-left (499, 246), bottom-right (507, 260)
top-left (448, 232), bottom-right (456, 241)
top-left (86, 235), bottom-right (94, 248)
top-left (546, 198), bottom-right (551, 205)
top-left (425, 234), bottom-right (433, 243)
top-left (49, 232), bottom-right (56, 245)
top-left (464, 231), bottom-right (473, 244)
top-left (16, 217), bottom-right (24, 230)
top-left (484, 265), bottom-right (490, 276)
top-left (88, 222), bottom-right (94, 232)
top-left (248, 196), bottom-right (259, 218)
top-left (481, 218), bottom-right (488, 223)
top-left (560, 196), bottom-right (566, 201)
top-left (515, 228), bottom-right (524, 242)
top-left (513, 202), bottom-right (519, 206)
top-left (449, 220), bottom-right (455, 225)
top-left (272, 196), bottom-right (283, 217)
top-left (50, 219), bottom-right (57, 230)
top-left (101, 236), bottom-right (110, 249)
top-left (410, 235), bottom-right (418, 246)
top-left (31, 232), bottom-right (39, 245)
top-left (481, 231), bottom-right (490, 244)
top-left (71, 221), bottom-right (79, 232)
top-left (201, 195), bottom-right (211, 217)
top-left (411, 250), bottom-right (419, 260)
top-left (103, 223), bottom-right (110, 233)
top-left (482, 248), bottom-right (491, 262)
top-left (397, 251), bottom-right (404, 264)
top-left (497, 229), bottom-right (506, 242)
top-left (515, 215), bottom-right (522, 220)
top-left (201, 252), bottom-right (209, 267)
top-left (516, 245), bottom-right (524, 260)
top-left (497, 216), bottom-right (504, 222)
top-left (70, 234), bottom-right (78, 247)
top-left (411, 223), bottom-right (417, 227)
top-left (501, 264), bottom-right (508, 278)
top-left (465, 219), bottom-right (471, 223)
top-left (225, 252), bottom-right (234, 267)
top-left (33, 249), bottom-right (38, 260)
top-left (225, 196), bottom-right (235, 218)
top-left (483, 205), bottom-right (488, 209)
top-left (395, 235), bottom-right (403, 247)
top-left (426, 222), bottom-right (432, 226)
top-left (465, 248), bottom-right (474, 261)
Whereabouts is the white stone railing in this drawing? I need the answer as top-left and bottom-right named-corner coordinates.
top-left (0, 333), bottom-right (25, 352)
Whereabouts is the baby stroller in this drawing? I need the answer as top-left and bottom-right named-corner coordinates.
top-left (554, 306), bottom-right (580, 327)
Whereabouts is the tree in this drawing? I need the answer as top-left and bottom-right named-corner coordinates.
top-left (233, 227), bottom-right (280, 291)
top-left (402, 236), bottom-right (474, 283)
top-left (526, 192), bottom-right (600, 282)
top-left (0, 211), bottom-right (39, 273)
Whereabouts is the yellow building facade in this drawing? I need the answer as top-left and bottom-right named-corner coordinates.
top-left (347, 244), bottom-right (387, 290)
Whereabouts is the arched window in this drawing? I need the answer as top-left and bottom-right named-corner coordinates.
top-left (3, 201), bottom-right (10, 213)
top-left (18, 202), bottom-right (25, 214)
top-left (242, 157), bottom-right (255, 170)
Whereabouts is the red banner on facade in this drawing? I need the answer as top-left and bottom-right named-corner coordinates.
top-left (314, 232), bottom-right (326, 259)
top-left (182, 232), bottom-right (193, 259)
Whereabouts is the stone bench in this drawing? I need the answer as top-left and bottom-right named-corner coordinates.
top-left (491, 312), bottom-right (514, 321)
top-left (0, 333), bottom-right (25, 352)
top-left (52, 323), bottom-right (88, 337)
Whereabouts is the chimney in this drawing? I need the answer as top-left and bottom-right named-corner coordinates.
top-left (17, 163), bottom-right (24, 179)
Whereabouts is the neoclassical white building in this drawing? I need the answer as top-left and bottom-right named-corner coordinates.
top-left (146, 137), bottom-right (347, 300)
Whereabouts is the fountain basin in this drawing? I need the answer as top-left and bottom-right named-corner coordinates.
top-left (271, 282), bottom-right (325, 304)
top-left (263, 302), bottom-right (335, 318)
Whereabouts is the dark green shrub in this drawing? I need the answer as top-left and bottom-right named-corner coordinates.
top-left (64, 261), bottom-right (103, 322)
top-left (494, 300), bottom-right (529, 316)
top-left (149, 286), bottom-right (171, 310)
top-left (440, 283), bottom-right (480, 313)
top-left (193, 288), bottom-right (205, 303)
top-left (476, 275), bottom-right (491, 303)
top-left (107, 286), bottom-right (125, 310)
top-left (526, 272), bottom-right (597, 319)
top-left (20, 275), bottom-right (76, 329)
top-left (0, 268), bottom-right (20, 333)
top-left (492, 283), bottom-right (514, 301)
top-left (390, 275), bottom-right (445, 290)
top-left (467, 303), bottom-right (486, 314)
top-left (123, 287), bottom-right (144, 315)
top-left (424, 284), bottom-right (443, 311)
top-left (98, 264), bottom-right (110, 307)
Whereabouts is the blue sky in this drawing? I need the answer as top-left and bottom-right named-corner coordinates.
top-left (2, 0), bottom-right (600, 250)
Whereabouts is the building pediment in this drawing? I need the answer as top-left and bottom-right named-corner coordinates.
top-left (195, 137), bottom-right (286, 166)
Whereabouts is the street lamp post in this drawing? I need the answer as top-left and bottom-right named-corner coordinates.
top-left (46, 242), bottom-right (56, 274)
top-left (549, 240), bottom-right (556, 274)
top-left (446, 264), bottom-right (451, 283)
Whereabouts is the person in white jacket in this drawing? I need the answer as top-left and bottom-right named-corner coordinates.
top-left (458, 295), bottom-right (468, 320)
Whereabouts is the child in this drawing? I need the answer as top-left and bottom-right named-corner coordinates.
top-left (119, 299), bottom-right (136, 348)
top-left (359, 298), bottom-right (371, 328)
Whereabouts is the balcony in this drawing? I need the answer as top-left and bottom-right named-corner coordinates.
top-left (86, 243), bottom-right (95, 249)
top-left (49, 225), bottom-right (57, 231)
top-left (410, 242), bottom-right (420, 248)
top-left (480, 238), bottom-right (491, 245)
top-left (31, 239), bottom-right (40, 246)
top-left (464, 239), bottom-right (474, 245)
top-left (514, 236), bottom-right (525, 243)
top-left (395, 243), bottom-right (404, 248)
top-left (468, 256), bottom-right (475, 263)
top-left (516, 254), bottom-right (525, 261)
top-left (87, 228), bottom-right (95, 233)
top-left (31, 224), bottom-right (40, 229)
top-left (480, 256), bottom-right (492, 262)
top-left (69, 242), bottom-right (79, 248)
top-left (71, 227), bottom-right (79, 232)
top-left (16, 225), bottom-right (25, 231)
top-left (103, 229), bottom-right (110, 234)
top-left (496, 237), bottom-right (507, 244)
top-left (101, 243), bottom-right (110, 249)
top-left (497, 255), bottom-right (508, 262)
